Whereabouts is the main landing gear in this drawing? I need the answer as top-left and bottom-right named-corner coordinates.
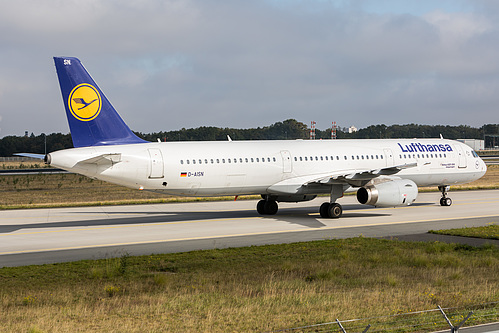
top-left (257, 198), bottom-right (278, 215)
top-left (319, 202), bottom-right (343, 218)
top-left (319, 184), bottom-right (344, 219)
top-left (439, 185), bottom-right (452, 206)
top-left (257, 185), bottom-right (345, 218)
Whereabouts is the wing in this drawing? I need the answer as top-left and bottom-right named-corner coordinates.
top-left (73, 98), bottom-right (86, 104)
top-left (267, 162), bottom-right (417, 195)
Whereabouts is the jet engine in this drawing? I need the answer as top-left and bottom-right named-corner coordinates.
top-left (356, 179), bottom-right (418, 207)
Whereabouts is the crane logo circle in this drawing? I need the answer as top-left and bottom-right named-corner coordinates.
top-left (68, 83), bottom-right (102, 121)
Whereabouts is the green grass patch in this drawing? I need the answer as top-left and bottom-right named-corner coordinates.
top-left (1, 237), bottom-right (497, 332)
top-left (430, 224), bottom-right (499, 240)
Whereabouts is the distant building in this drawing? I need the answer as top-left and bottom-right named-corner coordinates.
top-left (24, 131), bottom-right (28, 137)
top-left (457, 139), bottom-right (484, 151)
top-left (348, 126), bottom-right (358, 133)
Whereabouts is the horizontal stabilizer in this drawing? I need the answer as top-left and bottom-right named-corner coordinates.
top-left (77, 153), bottom-right (121, 165)
top-left (14, 153), bottom-right (45, 160)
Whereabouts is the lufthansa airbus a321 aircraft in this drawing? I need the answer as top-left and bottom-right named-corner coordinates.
top-left (39, 57), bottom-right (487, 218)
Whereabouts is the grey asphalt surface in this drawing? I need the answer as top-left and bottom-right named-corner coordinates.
top-left (0, 189), bottom-right (498, 267)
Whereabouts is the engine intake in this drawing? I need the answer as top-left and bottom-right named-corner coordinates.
top-left (357, 179), bottom-right (418, 207)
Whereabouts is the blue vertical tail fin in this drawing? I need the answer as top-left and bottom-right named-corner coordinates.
top-left (54, 57), bottom-right (147, 147)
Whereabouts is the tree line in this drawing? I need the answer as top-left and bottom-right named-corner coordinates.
top-left (1, 120), bottom-right (497, 156)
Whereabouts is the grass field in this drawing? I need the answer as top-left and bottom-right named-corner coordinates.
top-left (1, 161), bottom-right (50, 169)
top-left (430, 224), bottom-right (499, 240)
top-left (0, 164), bottom-right (498, 209)
top-left (0, 237), bottom-right (497, 332)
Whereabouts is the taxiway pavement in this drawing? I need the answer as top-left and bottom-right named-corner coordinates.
top-left (1, 189), bottom-right (498, 267)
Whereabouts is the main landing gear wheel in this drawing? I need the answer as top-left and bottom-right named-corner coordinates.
top-left (438, 185), bottom-right (452, 207)
top-left (320, 202), bottom-right (330, 218)
top-left (319, 202), bottom-right (343, 218)
top-left (257, 199), bottom-right (278, 215)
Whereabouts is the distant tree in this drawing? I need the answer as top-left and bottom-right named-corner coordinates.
top-left (1, 122), bottom-right (497, 156)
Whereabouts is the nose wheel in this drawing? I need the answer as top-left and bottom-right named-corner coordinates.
top-left (439, 185), bottom-right (452, 206)
top-left (440, 197), bottom-right (452, 206)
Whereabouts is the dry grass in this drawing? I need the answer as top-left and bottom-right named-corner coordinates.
top-left (0, 238), bottom-right (498, 332)
top-left (0, 165), bottom-right (498, 209)
top-left (0, 161), bottom-right (50, 169)
top-left (0, 173), bottom-right (166, 207)
top-left (453, 164), bottom-right (499, 189)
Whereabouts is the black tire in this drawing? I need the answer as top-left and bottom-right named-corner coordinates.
top-left (257, 200), bottom-right (266, 215)
top-left (319, 202), bottom-right (330, 218)
top-left (445, 197), bottom-right (452, 206)
top-left (328, 203), bottom-right (342, 218)
top-left (264, 200), bottom-right (278, 215)
top-left (440, 198), bottom-right (446, 206)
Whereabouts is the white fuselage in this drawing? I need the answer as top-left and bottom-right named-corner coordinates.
top-left (47, 138), bottom-right (487, 198)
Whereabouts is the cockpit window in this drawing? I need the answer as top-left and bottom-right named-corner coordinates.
top-left (472, 150), bottom-right (479, 158)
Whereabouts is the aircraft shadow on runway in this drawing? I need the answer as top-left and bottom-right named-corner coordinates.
top-left (0, 203), bottom-right (421, 234)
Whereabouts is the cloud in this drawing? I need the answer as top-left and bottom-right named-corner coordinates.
top-left (0, 0), bottom-right (498, 137)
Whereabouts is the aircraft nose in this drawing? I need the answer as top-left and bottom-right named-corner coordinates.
top-left (480, 158), bottom-right (487, 175)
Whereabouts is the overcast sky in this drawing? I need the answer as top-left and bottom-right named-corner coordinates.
top-left (1, 0), bottom-right (498, 137)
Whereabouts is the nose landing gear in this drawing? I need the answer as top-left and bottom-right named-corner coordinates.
top-left (439, 185), bottom-right (452, 206)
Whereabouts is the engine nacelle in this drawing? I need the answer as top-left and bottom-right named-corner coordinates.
top-left (356, 179), bottom-right (418, 207)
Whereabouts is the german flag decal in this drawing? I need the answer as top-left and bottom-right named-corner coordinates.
top-left (180, 172), bottom-right (187, 177)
